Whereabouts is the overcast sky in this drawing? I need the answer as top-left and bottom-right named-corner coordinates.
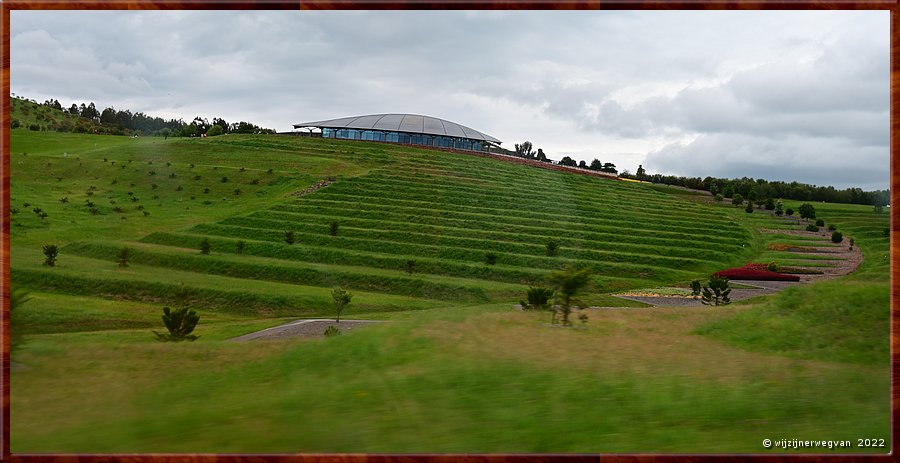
top-left (11, 10), bottom-right (889, 190)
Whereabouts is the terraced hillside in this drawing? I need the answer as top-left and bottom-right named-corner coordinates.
top-left (10, 130), bottom-right (888, 453)
top-left (12, 133), bottom-right (755, 316)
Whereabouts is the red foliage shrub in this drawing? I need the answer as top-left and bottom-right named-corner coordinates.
top-left (713, 264), bottom-right (801, 281)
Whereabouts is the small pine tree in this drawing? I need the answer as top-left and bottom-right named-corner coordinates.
top-left (331, 287), bottom-right (353, 322)
top-left (153, 306), bottom-right (200, 342)
top-left (701, 276), bottom-right (731, 306)
top-left (42, 244), bottom-right (59, 266)
top-left (199, 238), bottom-right (211, 254)
top-left (745, 201), bottom-right (754, 213)
top-left (806, 224), bottom-right (819, 232)
top-left (236, 240), bottom-right (246, 254)
top-left (774, 200), bottom-right (784, 216)
top-left (690, 280), bottom-right (701, 299)
top-left (406, 259), bottom-right (416, 275)
top-left (330, 221), bottom-right (339, 236)
top-left (485, 252), bottom-right (497, 265)
top-left (815, 219), bottom-right (825, 227)
top-left (765, 198), bottom-right (775, 210)
top-left (117, 246), bottom-right (131, 267)
top-left (284, 230), bottom-right (295, 245)
top-left (545, 240), bottom-right (559, 257)
top-left (785, 208), bottom-right (794, 216)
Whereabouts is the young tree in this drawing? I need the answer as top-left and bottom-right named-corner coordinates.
top-left (515, 141), bottom-right (535, 158)
top-left (589, 159), bottom-right (603, 171)
top-left (547, 266), bottom-right (593, 326)
top-left (406, 259), bottom-right (416, 275)
top-left (701, 276), bottom-right (731, 306)
top-left (117, 246), bottom-right (131, 267)
top-left (745, 201), bottom-right (754, 213)
top-left (42, 244), bottom-right (59, 266)
top-left (731, 193), bottom-right (744, 206)
top-left (199, 238), bottom-right (211, 254)
top-left (636, 164), bottom-right (647, 180)
top-left (690, 280), bottom-right (702, 299)
top-left (600, 163), bottom-right (618, 174)
top-left (798, 203), bottom-right (816, 220)
top-left (545, 239), bottom-right (559, 256)
top-left (330, 221), bottom-right (339, 236)
top-left (236, 240), bottom-right (246, 254)
top-left (785, 208), bottom-right (794, 216)
top-left (153, 306), bottom-right (200, 342)
top-left (485, 252), bottom-right (497, 265)
top-left (284, 230), bottom-right (295, 245)
top-left (774, 200), bottom-right (785, 216)
top-left (831, 231), bottom-right (844, 243)
top-left (765, 198), bottom-right (776, 210)
top-left (331, 287), bottom-right (353, 322)
top-left (714, 194), bottom-right (724, 202)
top-left (206, 125), bottom-right (224, 137)
top-left (578, 160), bottom-right (587, 168)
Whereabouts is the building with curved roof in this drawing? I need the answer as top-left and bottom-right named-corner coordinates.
top-left (294, 114), bottom-right (502, 152)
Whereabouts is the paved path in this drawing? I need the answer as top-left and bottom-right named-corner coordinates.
top-left (230, 319), bottom-right (387, 341)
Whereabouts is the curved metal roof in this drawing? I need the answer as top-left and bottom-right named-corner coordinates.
top-left (294, 114), bottom-right (501, 144)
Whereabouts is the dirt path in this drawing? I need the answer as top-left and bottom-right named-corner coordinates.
top-left (231, 319), bottom-right (387, 341)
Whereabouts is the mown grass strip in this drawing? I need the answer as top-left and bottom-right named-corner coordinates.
top-left (64, 241), bottom-right (520, 302)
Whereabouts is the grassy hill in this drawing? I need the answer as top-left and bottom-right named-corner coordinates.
top-left (9, 126), bottom-right (889, 453)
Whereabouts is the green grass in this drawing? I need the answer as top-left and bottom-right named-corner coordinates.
top-left (9, 126), bottom-right (889, 453)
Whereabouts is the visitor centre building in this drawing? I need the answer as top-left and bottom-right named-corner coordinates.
top-left (293, 114), bottom-right (502, 152)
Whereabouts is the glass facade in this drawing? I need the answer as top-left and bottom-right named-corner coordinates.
top-left (322, 127), bottom-right (489, 152)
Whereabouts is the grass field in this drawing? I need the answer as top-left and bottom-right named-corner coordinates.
top-left (9, 121), bottom-right (890, 453)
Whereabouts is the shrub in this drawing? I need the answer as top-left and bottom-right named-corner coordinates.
top-left (151, 183), bottom-right (159, 189)
top-left (176, 185), bottom-right (183, 192)
top-left (117, 247), bottom-right (131, 267)
top-left (42, 244), bottom-right (59, 266)
top-left (521, 286), bottom-right (554, 311)
top-left (168, 173), bottom-right (176, 179)
top-left (199, 238), bottom-right (211, 254)
top-left (405, 259), bottom-right (416, 275)
top-left (193, 175), bottom-right (201, 181)
top-left (765, 198), bottom-right (775, 210)
top-left (849, 238), bottom-right (855, 250)
top-left (828, 224), bottom-right (837, 231)
top-left (267, 168), bottom-right (274, 174)
top-left (883, 228), bottom-right (890, 237)
top-left (221, 176), bottom-right (229, 183)
top-left (545, 239), bottom-right (559, 257)
top-left (236, 240), bottom-right (246, 254)
top-left (284, 230), bottom-right (295, 245)
top-left (153, 306), bottom-right (199, 342)
top-left (233, 189), bottom-right (241, 195)
top-left (485, 252), bottom-right (497, 265)
top-left (714, 194), bottom-right (723, 202)
top-left (744, 202), bottom-right (753, 213)
top-left (324, 326), bottom-right (341, 337)
top-left (806, 224), bottom-right (819, 232)
top-left (331, 287), bottom-right (353, 322)
top-left (203, 187), bottom-right (211, 194)
top-left (831, 231), bottom-right (844, 244)
top-left (815, 219), bottom-right (824, 227)
top-left (701, 276), bottom-right (731, 306)
top-left (731, 193), bottom-right (744, 206)
top-left (330, 221), bottom-right (339, 236)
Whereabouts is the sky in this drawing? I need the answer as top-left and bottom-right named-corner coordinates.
top-left (10, 10), bottom-right (890, 190)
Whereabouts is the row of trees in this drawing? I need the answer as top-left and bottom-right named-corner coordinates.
top-left (620, 168), bottom-right (889, 207)
top-left (31, 96), bottom-right (274, 137)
